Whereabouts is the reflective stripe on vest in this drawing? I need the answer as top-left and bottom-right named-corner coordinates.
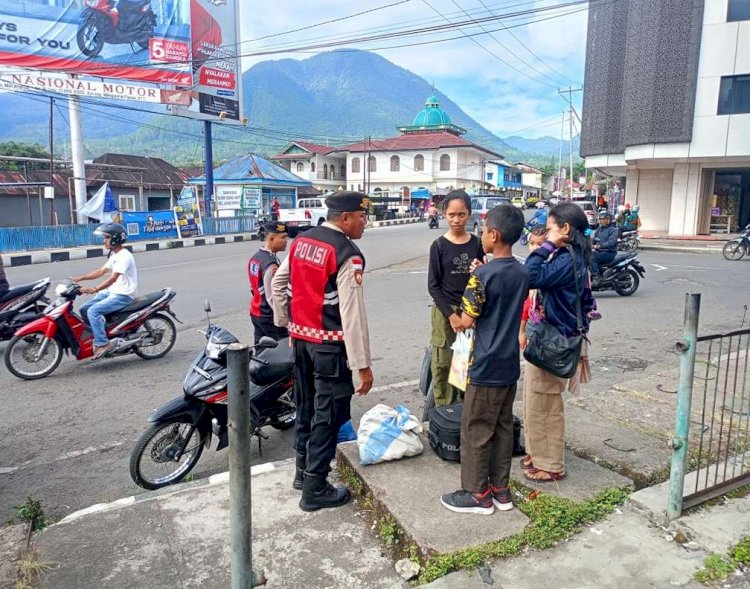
top-left (288, 322), bottom-right (345, 342)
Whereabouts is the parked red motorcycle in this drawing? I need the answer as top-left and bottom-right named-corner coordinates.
top-left (4, 282), bottom-right (179, 380)
top-left (76, 0), bottom-right (156, 58)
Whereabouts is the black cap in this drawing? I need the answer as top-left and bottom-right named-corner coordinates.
top-left (324, 190), bottom-right (369, 212)
top-left (263, 221), bottom-right (288, 234)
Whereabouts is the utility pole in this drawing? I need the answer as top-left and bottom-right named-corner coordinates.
top-left (362, 136), bottom-right (366, 194)
top-left (69, 94), bottom-right (88, 224)
top-left (49, 97), bottom-right (55, 226)
top-left (557, 111), bottom-right (565, 194)
top-left (569, 87), bottom-right (575, 197)
top-left (204, 121), bottom-right (214, 217)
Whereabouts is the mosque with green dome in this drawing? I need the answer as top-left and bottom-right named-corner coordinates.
top-left (272, 94), bottom-right (506, 202)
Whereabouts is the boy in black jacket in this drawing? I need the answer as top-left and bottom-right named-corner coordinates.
top-left (440, 204), bottom-right (528, 515)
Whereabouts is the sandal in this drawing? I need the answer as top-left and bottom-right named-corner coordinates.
top-left (524, 468), bottom-right (566, 482)
top-left (519, 454), bottom-right (534, 470)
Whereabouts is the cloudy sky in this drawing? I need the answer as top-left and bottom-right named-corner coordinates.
top-left (240, 0), bottom-right (588, 139)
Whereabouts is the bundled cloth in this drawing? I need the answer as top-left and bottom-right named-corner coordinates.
top-left (357, 404), bottom-right (424, 465)
top-left (567, 338), bottom-right (591, 394)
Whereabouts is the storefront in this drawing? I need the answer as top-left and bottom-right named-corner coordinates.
top-left (707, 169), bottom-right (750, 233)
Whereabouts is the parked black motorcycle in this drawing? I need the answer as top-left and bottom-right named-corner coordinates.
top-left (0, 278), bottom-right (50, 342)
top-left (722, 224), bottom-right (750, 261)
top-left (76, 0), bottom-right (156, 58)
top-left (428, 215), bottom-right (439, 229)
top-left (617, 230), bottom-right (640, 253)
top-left (129, 302), bottom-right (296, 490)
top-left (592, 252), bottom-right (646, 296)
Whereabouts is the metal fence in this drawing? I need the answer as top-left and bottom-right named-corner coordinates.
top-left (668, 293), bottom-right (750, 519)
top-left (0, 216), bottom-right (256, 253)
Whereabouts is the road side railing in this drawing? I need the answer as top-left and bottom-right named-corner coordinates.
top-left (668, 293), bottom-right (750, 520)
top-left (0, 216), bottom-right (257, 253)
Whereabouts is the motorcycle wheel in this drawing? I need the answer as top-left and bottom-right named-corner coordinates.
top-left (257, 227), bottom-right (266, 240)
top-left (614, 269), bottom-right (640, 296)
top-left (130, 417), bottom-right (206, 490)
top-left (4, 333), bottom-right (63, 380)
top-left (722, 240), bottom-right (746, 261)
top-left (628, 237), bottom-right (640, 253)
top-left (77, 18), bottom-right (104, 58)
top-left (421, 382), bottom-right (435, 422)
top-left (134, 314), bottom-right (176, 360)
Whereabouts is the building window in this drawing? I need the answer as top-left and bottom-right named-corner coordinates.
top-left (718, 75), bottom-right (750, 115)
top-left (368, 155), bottom-right (377, 172)
top-left (340, 164), bottom-right (346, 178)
top-left (728, 0), bottom-right (750, 21)
top-left (504, 171), bottom-right (511, 182)
top-left (486, 172), bottom-right (493, 181)
top-left (440, 154), bottom-right (450, 171)
top-left (296, 162), bottom-right (304, 173)
top-left (352, 157), bottom-right (360, 173)
top-left (414, 154), bottom-right (424, 171)
top-left (390, 155), bottom-right (400, 172)
top-left (119, 194), bottom-right (136, 211)
top-left (323, 163), bottom-right (328, 179)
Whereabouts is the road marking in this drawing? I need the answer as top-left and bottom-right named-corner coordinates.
top-left (0, 441), bottom-right (125, 475)
top-left (141, 252), bottom-right (248, 271)
top-left (651, 264), bottom-right (668, 272)
top-left (370, 379), bottom-right (419, 393)
top-left (669, 264), bottom-right (719, 270)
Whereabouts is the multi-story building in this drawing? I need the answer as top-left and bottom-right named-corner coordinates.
top-left (484, 160), bottom-right (523, 197)
top-left (272, 95), bottom-right (502, 201)
top-left (581, 0), bottom-right (750, 236)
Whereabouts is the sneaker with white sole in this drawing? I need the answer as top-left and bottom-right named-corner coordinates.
top-left (440, 489), bottom-right (494, 515)
top-left (490, 485), bottom-right (514, 511)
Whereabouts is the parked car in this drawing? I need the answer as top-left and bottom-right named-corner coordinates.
top-left (511, 196), bottom-right (524, 208)
top-left (574, 200), bottom-right (598, 228)
top-left (469, 195), bottom-right (511, 234)
top-left (278, 197), bottom-right (328, 233)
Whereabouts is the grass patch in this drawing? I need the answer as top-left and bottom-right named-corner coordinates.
top-left (418, 485), bottom-right (630, 584)
top-left (15, 550), bottom-right (51, 589)
top-left (694, 536), bottom-right (750, 584)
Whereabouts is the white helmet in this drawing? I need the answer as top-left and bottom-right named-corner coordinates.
top-left (633, 204), bottom-right (640, 212)
top-left (536, 201), bottom-right (545, 209)
top-left (617, 205), bottom-right (625, 213)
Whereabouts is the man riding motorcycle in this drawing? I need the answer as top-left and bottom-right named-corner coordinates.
top-left (528, 201), bottom-right (548, 227)
top-left (591, 211), bottom-right (618, 279)
top-left (70, 222), bottom-right (138, 358)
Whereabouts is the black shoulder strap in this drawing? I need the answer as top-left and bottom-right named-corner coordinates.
top-left (565, 246), bottom-right (584, 334)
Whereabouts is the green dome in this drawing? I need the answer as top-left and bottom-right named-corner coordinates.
top-left (412, 95), bottom-right (452, 127)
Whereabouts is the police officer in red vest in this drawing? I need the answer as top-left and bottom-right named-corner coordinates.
top-left (271, 191), bottom-right (374, 511)
top-left (248, 221), bottom-right (289, 344)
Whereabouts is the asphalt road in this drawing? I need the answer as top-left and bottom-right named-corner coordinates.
top-left (1, 221), bottom-right (748, 522)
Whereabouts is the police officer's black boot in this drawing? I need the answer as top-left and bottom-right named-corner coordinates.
top-left (299, 473), bottom-right (351, 512)
top-left (293, 452), bottom-right (306, 491)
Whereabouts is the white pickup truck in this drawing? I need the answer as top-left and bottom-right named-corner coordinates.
top-left (278, 197), bottom-right (328, 231)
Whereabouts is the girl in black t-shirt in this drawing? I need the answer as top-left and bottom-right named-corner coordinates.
top-left (427, 190), bottom-right (484, 407)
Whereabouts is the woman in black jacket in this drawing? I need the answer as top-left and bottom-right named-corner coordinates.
top-left (522, 202), bottom-right (592, 482)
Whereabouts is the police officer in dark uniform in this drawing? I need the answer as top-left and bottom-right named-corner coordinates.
top-left (271, 191), bottom-right (374, 512)
top-left (248, 222), bottom-right (289, 344)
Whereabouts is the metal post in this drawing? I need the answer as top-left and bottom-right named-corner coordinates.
top-left (69, 95), bottom-right (88, 224)
top-left (667, 293), bottom-right (701, 521)
top-left (49, 97), bottom-right (56, 226)
top-left (227, 343), bottom-right (263, 588)
top-left (204, 121), bottom-right (214, 218)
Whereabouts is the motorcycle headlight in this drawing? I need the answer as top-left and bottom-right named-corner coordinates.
top-left (205, 340), bottom-right (228, 360)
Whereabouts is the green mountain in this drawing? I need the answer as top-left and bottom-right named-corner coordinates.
top-left (0, 50), bottom-right (552, 166)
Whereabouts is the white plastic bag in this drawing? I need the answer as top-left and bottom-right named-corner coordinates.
top-left (357, 404), bottom-right (424, 465)
top-left (448, 329), bottom-right (474, 392)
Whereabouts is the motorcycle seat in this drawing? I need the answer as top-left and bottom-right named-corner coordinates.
top-left (249, 338), bottom-right (294, 386)
top-left (0, 282), bottom-right (43, 304)
top-left (103, 291), bottom-right (164, 320)
top-left (602, 253), bottom-right (635, 268)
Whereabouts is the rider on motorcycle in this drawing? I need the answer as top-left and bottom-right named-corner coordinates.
top-left (528, 201), bottom-right (548, 227)
top-left (70, 222), bottom-right (138, 358)
top-left (624, 204), bottom-right (641, 231)
top-left (591, 211), bottom-right (618, 278)
top-left (0, 252), bottom-right (8, 298)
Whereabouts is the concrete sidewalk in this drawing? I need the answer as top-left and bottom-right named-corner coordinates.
top-left (13, 451), bottom-right (748, 589)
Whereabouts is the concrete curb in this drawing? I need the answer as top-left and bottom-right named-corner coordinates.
top-left (369, 217), bottom-right (420, 228)
top-left (640, 244), bottom-right (724, 254)
top-left (4, 232), bottom-right (258, 267)
top-left (54, 457), bottom-right (292, 526)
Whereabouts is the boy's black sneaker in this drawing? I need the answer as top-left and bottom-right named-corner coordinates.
top-left (490, 485), bottom-right (514, 511)
top-left (440, 489), bottom-right (494, 515)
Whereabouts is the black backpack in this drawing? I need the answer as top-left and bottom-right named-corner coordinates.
top-left (427, 402), bottom-right (525, 462)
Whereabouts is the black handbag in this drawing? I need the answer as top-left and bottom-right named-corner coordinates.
top-left (523, 246), bottom-right (586, 379)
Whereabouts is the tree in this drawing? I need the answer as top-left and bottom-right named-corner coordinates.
top-left (0, 141), bottom-right (50, 170)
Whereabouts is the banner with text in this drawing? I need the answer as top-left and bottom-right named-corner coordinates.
top-left (122, 211), bottom-right (178, 239)
top-left (174, 186), bottom-right (203, 238)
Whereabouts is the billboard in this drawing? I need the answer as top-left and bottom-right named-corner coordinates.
top-left (122, 210), bottom-right (178, 238)
top-left (174, 185), bottom-right (203, 237)
top-left (172, 0), bottom-right (243, 123)
top-left (0, 0), bottom-right (194, 85)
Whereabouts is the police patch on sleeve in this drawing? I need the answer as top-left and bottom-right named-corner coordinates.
top-left (351, 256), bottom-right (364, 286)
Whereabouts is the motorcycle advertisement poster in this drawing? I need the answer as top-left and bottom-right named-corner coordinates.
top-left (173, 186), bottom-right (203, 238)
top-left (0, 0), bottom-right (194, 86)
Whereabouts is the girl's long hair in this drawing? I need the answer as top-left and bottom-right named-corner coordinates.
top-left (548, 202), bottom-right (592, 267)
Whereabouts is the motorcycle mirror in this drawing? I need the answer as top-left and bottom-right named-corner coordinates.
top-left (257, 336), bottom-right (278, 349)
top-left (204, 299), bottom-right (212, 313)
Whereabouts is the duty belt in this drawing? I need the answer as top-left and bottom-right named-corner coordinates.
top-left (289, 322), bottom-right (345, 342)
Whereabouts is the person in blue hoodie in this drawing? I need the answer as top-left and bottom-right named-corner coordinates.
top-left (591, 211), bottom-right (618, 278)
top-left (523, 202), bottom-right (593, 482)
